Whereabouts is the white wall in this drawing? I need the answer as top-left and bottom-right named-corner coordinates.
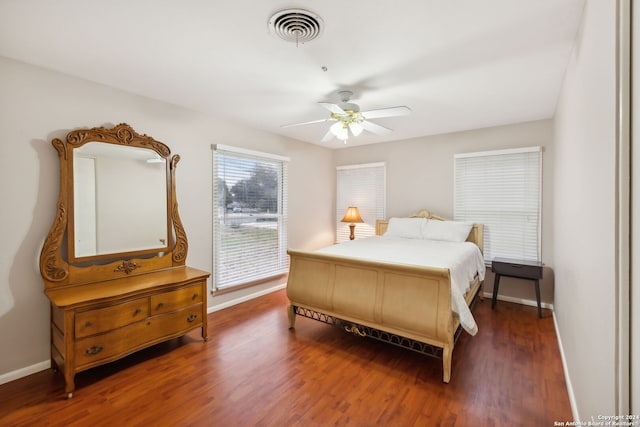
top-left (333, 119), bottom-right (555, 305)
top-left (553, 0), bottom-right (618, 420)
top-left (0, 56), bottom-right (335, 380)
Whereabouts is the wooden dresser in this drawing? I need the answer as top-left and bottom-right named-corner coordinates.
top-left (39, 124), bottom-right (210, 397)
top-left (46, 267), bottom-right (209, 397)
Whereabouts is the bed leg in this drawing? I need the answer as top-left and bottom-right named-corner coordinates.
top-left (478, 281), bottom-right (484, 301)
top-left (287, 304), bottom-right (296, 329)
top-left (442, 344), bottom-right (452, 383)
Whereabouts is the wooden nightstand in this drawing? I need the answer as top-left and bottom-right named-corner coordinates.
top-left (491, 257), bottom-right (543, 318)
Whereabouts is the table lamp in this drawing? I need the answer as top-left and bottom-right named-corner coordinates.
top-left (341, 206), bottom-right (364, 240)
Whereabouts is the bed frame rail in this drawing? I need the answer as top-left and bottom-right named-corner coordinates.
top-left (289, 282), bottom-right (481, 365)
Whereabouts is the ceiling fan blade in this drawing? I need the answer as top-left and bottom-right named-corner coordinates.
top-left (280, 118), bottom-right (330, 128)
top-left (362, 120), bottom-right (393, 136)
top-left (321, 128), bottom-right (335, 142)
top-left (361, 106), bottom-right (411, 120)
top-left (319, 102), bottom-right (346, 115)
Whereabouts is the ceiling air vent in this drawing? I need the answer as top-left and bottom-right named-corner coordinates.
top-left (268, 9), bottom-right (324, 45)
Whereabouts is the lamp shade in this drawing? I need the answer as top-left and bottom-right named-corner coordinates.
top-left (349, 122), bottom-right (363, 136)
top-left (340, 206), bottom-right (364, 223)
top-left (330, 122), bottom-right (349, 141)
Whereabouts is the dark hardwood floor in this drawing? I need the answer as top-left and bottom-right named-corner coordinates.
top-left (0, 290), bottom-right (571, 426)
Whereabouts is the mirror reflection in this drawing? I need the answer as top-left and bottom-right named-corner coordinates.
top-left (73, 142), bottom-right (168, 258)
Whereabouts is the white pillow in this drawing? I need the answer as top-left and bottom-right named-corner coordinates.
top-left (422, 220), bottom-right (473, 242)
top-left (384, 217), bottom-right (427, 239)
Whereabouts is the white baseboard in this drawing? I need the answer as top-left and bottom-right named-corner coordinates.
top-left (552, 311), bottom-right (580, 422)
top-left (482, 292), bottom-right (554, 310)
top-left (207, 282), bottom-right (286, 314)
top-left (0, 360), bottom-right (50, 386)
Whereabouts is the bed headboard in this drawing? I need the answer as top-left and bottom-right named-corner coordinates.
top-left (375, 209), bottom-right (484, 254)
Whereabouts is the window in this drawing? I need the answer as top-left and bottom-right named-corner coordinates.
top-left (454, 147), bottom-right (541, 263)
top-left (336, 162), bottom-right (386, 242)
top-left (212, 144), bottom-right (289, 291)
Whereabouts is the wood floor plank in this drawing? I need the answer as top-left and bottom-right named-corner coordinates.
top-left (0, 290), bottom-right (571, 426)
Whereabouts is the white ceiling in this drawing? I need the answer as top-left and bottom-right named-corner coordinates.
top-left (0, 0), bottom-right (585, 148)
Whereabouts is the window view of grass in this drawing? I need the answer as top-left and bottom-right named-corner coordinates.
top-left (217, 222), bottom-right (279, 286)
top-left (214, 151), bottom-right (287, 289)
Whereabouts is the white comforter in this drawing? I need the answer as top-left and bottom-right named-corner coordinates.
top-left (317, 236), bottom-right (485, 335)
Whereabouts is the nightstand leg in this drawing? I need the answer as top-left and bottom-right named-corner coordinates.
top-left (534, 279), bottom-right (542, 318)
top-left (491, 274), bottom-right (501, 309)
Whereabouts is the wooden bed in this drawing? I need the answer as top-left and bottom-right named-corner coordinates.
top-left (286, 209), bottom-right (484, 383)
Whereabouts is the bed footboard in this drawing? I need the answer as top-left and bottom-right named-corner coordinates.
top-left (286, 249), bottom-right (460, 383)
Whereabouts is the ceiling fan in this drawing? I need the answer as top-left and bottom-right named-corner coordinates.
top-left (281, 90), bottom-right (411, 143)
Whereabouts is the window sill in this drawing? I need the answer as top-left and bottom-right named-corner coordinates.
top-left (211, 273), bottom-right (288, 296)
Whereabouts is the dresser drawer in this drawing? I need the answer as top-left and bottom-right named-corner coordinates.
top-left (75, 304), bottom-right (203, 368)
top-left (75, 298), bottom-right (149, 339)
top-left (75, 320), bottom-right (150, 368)
top-left (492, 258), bottom-right (542, 280)
top-left (148, 304), bottom-right (204, 339)
top-left (150, 283), bottom-right (203, 315)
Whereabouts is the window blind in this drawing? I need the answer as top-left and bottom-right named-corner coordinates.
top-left (454, 147), bottom-right (541, 263)
top-left (212, 144), bottom-right (289, 290)
top-left (336, 162), bottom-right (386, 242)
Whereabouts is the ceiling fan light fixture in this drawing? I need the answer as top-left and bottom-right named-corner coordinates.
top-left (349, 122), bottom-right (363, 136)
top-left (330, 122), bottom-right (349, 141)
top-left (281, 89), bottom-right (411, 144)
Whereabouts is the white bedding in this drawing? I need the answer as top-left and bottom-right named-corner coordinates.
top-left (316, 236), bottom-right (485, 335)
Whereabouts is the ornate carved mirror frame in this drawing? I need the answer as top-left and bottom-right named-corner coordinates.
top-left (39, 123), bottom-right (188, 289)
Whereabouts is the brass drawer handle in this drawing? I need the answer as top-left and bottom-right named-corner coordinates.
top-left (85, 321), bottom-right (93, 327)
top-left (192, 293), bottom-right (199, 300)
top-left (187, 314), bottom-right (198, 323)
top-left (85, 345), bottom-right (104, 355)
top-left (134, 308), bottom-right (142, 315)
top-left (157, 302), bottom-right (165, 309)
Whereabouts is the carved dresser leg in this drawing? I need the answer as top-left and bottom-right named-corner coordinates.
top-left (64, 371), bottom-right (75, 399)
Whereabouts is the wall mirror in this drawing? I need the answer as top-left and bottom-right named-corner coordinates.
top-left (40, 123), bottom-right (188, 288)
top-left (71, 142), bottom-right (169, 260)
